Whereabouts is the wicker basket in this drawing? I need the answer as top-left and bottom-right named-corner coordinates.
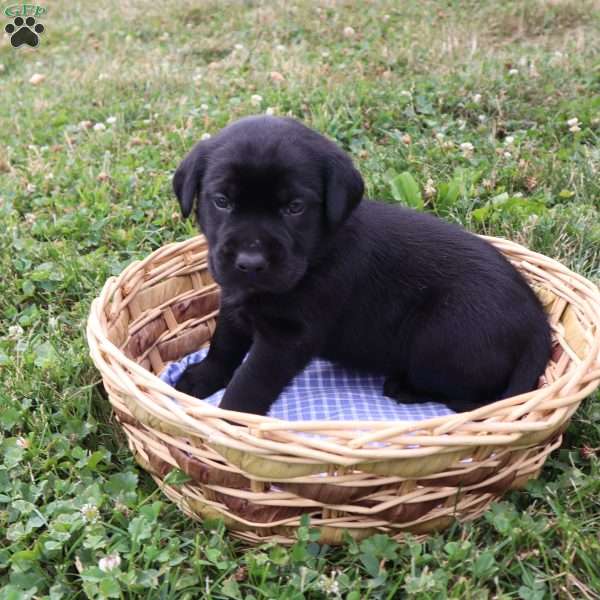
top-left (86, 235), bottom-right (600, 545)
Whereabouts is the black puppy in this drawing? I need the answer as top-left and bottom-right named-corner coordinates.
top-left (173, 116), bottom-right (551, 415)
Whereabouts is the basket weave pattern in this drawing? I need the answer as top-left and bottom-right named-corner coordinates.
top-left (87, 235), bottom-right (600, 544)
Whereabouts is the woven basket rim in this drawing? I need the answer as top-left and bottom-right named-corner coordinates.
top-left (87, 234), bottom-right (600, 455)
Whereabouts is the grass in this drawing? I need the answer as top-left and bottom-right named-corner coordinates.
top-left (1, 0), bottom-right (600, 597)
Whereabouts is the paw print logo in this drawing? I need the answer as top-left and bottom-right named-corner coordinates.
top-left (5, 16), bottom-right (45, 48)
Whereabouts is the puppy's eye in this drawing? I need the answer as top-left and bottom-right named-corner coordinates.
top-left (213, 195), bottom-right (232, 211)
top-left (282, 199), bottom-right (305, 216)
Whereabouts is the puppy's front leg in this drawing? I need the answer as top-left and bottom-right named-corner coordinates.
top-left (175, 308), bottom-right (251, 399)
top-left (218, 335), bottom-right (313, 416)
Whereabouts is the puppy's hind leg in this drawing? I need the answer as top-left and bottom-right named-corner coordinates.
top-left (383, 375), bottom-right (430, 405)
top-left (384, 375), bottom-right (481, 412)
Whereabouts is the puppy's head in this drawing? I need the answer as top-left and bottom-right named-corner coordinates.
top-left (173, 116), bottom-right (364, 294)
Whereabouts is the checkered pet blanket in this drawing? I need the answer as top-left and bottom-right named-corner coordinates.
top-left (161, 348), bottom-right (454, 422)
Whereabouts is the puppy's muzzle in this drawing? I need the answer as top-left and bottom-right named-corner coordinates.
top-left (235, 250), bottom-right (267, 274)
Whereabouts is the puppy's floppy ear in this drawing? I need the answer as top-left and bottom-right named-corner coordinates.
top-left (173, 140), bottom-right (212, 218)
top-left (324, 151), bottom-right (364, 230)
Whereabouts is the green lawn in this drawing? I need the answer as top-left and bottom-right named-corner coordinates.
top-left (1, 0), bottom-right (600, 597)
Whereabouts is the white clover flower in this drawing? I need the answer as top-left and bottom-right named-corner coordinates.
top-left (508, 68), bottom-right (519, 75)
top-left (200, 132), bottom-right (211, 140)
top-left (93, 123), bottom-right (106, 132)
top-left (265, 107), bottom-right (275, 116)
top-left (343, 26), bottom-right (356, 38)
top-left (8, 324), bottom-right (24, 339)
top-left (567, 117), bottom-right (579, 127)
top-left (200, 103), bottom-right (208, 110)
top-left (569, 124), bottom-right (581, 133)
top-left (503, 151), bottom-right (512, 159)
top-left (98, 553), bottom-right (121, 572)
top-left (529, 63), bottom-right (540, 78)
top-left (78, 120), bottom-right (93, 130)
top-left (549, 51), bottom-right (563, 66)
top-left (399, 90), bottom-right (412, 97)
top-left (26, 183), bottom-right (36, 194)
top-left (29, 73), bottom-right (45, 85)
top-left (424, 178), bottom-right (436, 199)
top-left (478, 114), bottom-right (486, 122)
top-left (234, 43), bottom-right (244, 50)
top-left (435, 131), bottom-right (445, 140)
top-left (504, 136), bottom-right (514, 145)
top-left (275, 44), bottom-right (285, 51)
top-left (472, 93), bottom-right (482, 103)
top-left (318, 572), bottom-right (341, 597)
top-left (250, 94), bottom-right (263, 107)
top-left (106, 116), bottom-right (117, 125)
top-left (459, 142), bottom-right (474, 157)
top-left (80, 503), bottom-right (99, 523)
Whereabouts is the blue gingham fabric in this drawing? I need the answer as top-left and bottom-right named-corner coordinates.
top-left (161, 348), bottom-right (454, 422)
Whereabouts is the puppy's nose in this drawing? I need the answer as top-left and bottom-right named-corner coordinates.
top-left (235, 251), bottom-right (267, 273)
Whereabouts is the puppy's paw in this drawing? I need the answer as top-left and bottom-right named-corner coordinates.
top-left (383, 375), bottom-right (406, 399)
top-left (218, 392), bottom-right (252, 414)
top-left (383, 377), bottom-right (432, 405)
top-left (218, 388), bottom-right (271, 416)
top-left (174, 362), bottom-right (227, 399)
top-left (442, 398), bottom-right (483, 413)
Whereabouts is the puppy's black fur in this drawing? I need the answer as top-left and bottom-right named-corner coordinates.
top-left (173, 116), bottom-right (551, 415)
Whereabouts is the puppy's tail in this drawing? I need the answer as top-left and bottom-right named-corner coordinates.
top-left (500, 333), bottom-right (552, 400)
